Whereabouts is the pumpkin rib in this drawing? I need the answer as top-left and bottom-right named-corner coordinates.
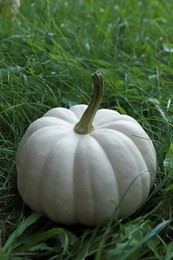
top-left (86, 136), bottom-right (103, 224)
top-left (73, 135), bottom-right (97, 225)
top-left (43, 107), bottom-right (79, 123)
top-left (38, 131), bottom-right (78, 220)
top-left (16, 118), bottom-right (73, 155)
top-left (93, 111), bottom-right (147, 130)
top-left (43, 116), bottom-right (75, 127)
top-left (94, 119), bottom-right (139, 130)
top-left (72, 134), bottom-right (119, 225)
top-left (90, 131), bottom-right (134, 216)
top-left (17, 125), bottom-right (72, 160)
top-left (96, 120), bottom-right (156, 187)
top-left (17, 127), bottom-right (73, 215)
top-left (71, 135), bottom-right (84, 224)
top-left (91, 129), bottom-right (150, 216)
top-left (87, 134), bottom-right (120, 218)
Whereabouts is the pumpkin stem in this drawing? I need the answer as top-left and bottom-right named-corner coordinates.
top-left (74, 71), bottom-right (104, 134)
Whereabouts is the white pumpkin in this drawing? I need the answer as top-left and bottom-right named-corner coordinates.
top-left (16, 72), bottom-right (156, 226)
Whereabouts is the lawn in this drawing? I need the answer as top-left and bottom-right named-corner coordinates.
top-left (1, 0), bottom-right (173, 259)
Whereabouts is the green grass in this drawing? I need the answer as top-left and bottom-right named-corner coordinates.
top-left (1, 0), bottom-right (173, 259)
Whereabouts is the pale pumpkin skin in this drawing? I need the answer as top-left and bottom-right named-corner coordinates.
top-left (16, 104), bottom-right (156, 226)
